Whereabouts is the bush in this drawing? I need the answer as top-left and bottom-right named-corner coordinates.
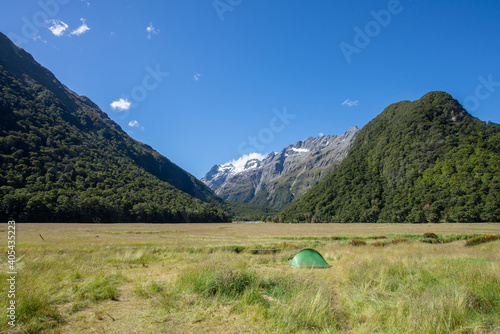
top-left (349, 239), bottom-right (367, 246)
top-left (424, 232), bottom-right (438, 239)
top-left (391, 238), bottom-right (409, 244)
top-left (369, 235), bottom-right (387, 239)
top-left (422, 238), bottom-right (442, 244)
top-left (372, 241), bottom-right (386, 247)
top-left (465, 234), bottom-right (500, 247)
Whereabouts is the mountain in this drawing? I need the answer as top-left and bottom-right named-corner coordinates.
top-left (202, 127), bottom-right (360, 209)
top-left (278, 91), bottom-right (500, 223)
top-left (0, 32), bottom-right (230, 223)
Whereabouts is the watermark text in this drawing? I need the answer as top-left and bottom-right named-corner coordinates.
top-left (6, 220), bottom-right (17, 328)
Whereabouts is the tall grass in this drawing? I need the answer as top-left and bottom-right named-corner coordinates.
top-left (1, 225), bottom-right (498, 333)
top-left (336, 246), bottom-right (499, 333)
top-left (171, 259), bottom-right (344, 333)
top-left (0, 248), bottom-right (126, 333)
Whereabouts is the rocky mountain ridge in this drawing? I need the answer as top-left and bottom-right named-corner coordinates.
top-left (202, 126), bottom-right (360, 209)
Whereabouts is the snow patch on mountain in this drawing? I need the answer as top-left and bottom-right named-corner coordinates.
top-left (292, 148), bottom-right (309, 153)
top-left (201, 127), bottom-right (361, 206)
top-left (224, 152), bottom-right (267, 173)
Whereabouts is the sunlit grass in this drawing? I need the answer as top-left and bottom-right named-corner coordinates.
top-left (0, 223), bottom-right (498, 333)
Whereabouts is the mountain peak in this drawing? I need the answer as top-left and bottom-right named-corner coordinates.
top-left (202, 127), bottom-right (360, 209)
top-left (279, 91), bottom-right (500, 223)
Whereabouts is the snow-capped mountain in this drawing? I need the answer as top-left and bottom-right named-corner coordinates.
top-left (201, 126), bottom-right (360, 209)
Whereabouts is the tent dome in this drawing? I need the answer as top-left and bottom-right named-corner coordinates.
top-left (288, 248), bottom-right (331, 268)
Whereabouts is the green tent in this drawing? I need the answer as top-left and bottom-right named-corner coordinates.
top-left (288, 248), bottom-right (331, 268)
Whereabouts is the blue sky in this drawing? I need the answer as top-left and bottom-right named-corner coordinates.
top-left (1, 0), bottom-right (500, 178)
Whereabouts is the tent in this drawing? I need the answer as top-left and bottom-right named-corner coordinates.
top-left (288, 248), bottom-right (331, 268)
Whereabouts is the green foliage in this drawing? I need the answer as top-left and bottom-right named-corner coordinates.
top-left (134, 280), bottom-right (166, 299)
top-left (424, 232), bottom-right (438, 239)
top-left (278, 92), bottom-right (500, 223)
top-left (0, 38), bottom-right (231, 223)
top-left (73, 273), bottom-right (124, 302)
top-left (177, 265), bottom-right (257, 299)
top-left (223, 201), bottom-right (278, 221)
top-left (465, 234), bottom-right (500, 247)
top-left (16, 289), bottom-right (63, 333)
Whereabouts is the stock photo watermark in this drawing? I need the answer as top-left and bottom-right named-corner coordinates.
top-left (237, 107), bottom-right (296, 155)
top-left (339, 0), bottom-right (413, 64)
top-left (464, 74), bottom-right (500, 111)
top-left (8, 0), bottom-right (71, 46)
top-left (213, 0), bottom-right (243, 21)
top-left (6, 220), bottom-right (17, 329)
top-left (110, 64), bottom-right (169, 121)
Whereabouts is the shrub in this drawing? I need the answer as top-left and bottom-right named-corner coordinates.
top-left (349, 239), bottom-right (367, 246)
top-left (424, 232), bottom-right (438, 239)
top-left (391, 238), bottom-right (409, 244)
top-left (372, 241), bottom-right (386, 247)
top-left (422, 238), bottom-right (442, 244)
top-left (465, 234), bottom-right (500, 247)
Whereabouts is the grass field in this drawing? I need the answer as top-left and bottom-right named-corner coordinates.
top-left (1, 223), bottom-right (499, 333)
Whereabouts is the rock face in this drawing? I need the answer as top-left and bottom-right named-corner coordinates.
top-left (202, 127), bottom-right (360, 209)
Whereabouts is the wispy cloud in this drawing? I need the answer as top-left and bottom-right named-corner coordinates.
top-left (342, 99), bottom-right (359, 107)
top-left (146, 22), bottom-right (159, 39)
top-left (193, 73), bottom-right (202, 81)
top-left (47, 20), bottom-right (68, 37)
top-left (70, 18), bottom-right (90, 36)
top-left (110, 98), bottom-right (131, 111)
top-left (128, 120), bottom-right (139, 127)
top-left (81, 0), bottom-right (90, 6)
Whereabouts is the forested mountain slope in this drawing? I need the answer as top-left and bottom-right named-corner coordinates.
top-left (0, 32), bottom-right (229, 223)
top-left (278, 91), bottom-right (500, 223)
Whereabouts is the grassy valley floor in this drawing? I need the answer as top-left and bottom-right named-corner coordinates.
top-left (1, 223), bottom-right (499, 333)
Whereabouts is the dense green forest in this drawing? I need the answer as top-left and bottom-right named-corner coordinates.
top-left (278, 92), bottom-right (500, 223)
top-left (0, 33), bottom-right (231, 223)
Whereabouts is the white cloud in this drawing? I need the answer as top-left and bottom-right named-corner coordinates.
top-left (319, 132), bottom-right (324, 137)
top-left (110, 98), bottom-right (131, 111)
top-left (128, 120), bottom-right (139, 127)
top-left (47, 20), bottom-right (68, 37)
top-left (146, 22), bottom-right (159, 39)
top-left (342, 99), bottom-right (359, 107)
top-left (224, 153), bottom-right (267, 173)
top-left (193, 73), bottom-right (202, 81)
top-left (70, 18), bottom-right (90, 36)
top-left (81, 0), bottom-right (90, 6)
